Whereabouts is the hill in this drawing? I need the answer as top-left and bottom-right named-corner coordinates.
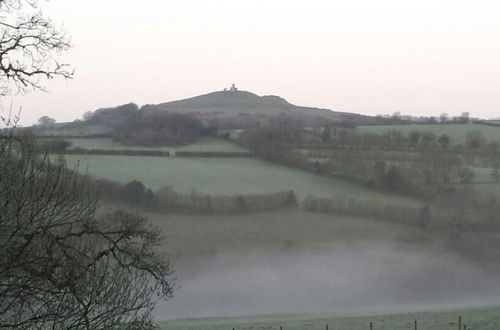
top-left (143, 90), bottom-right (373, 127)
top-left (31, 89), bottom-right (375, 136)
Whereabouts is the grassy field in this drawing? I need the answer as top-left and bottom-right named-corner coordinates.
top-left (141, 209), bottom-right (432, 264)
top-left (63, 137), bottom-right (245, 153)
top-left (65, 154), bottom-right (416, 204)
top-left (465, 166), bottom-right (500, 196)
top-left (158, 306), bottom-right (500, 330)
top-left (358, 124), bottom-right (500, 145)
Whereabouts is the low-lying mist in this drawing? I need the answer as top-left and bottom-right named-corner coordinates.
top-left (155, 244), bottom-right (500, 320)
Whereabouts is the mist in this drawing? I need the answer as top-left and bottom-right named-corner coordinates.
top-left (155, 245), bottom-right (500, 320)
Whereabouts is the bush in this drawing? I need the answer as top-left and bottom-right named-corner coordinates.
top-left (40, 139), bottom-right (72, 152)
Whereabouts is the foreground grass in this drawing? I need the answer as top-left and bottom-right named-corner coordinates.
top-left (358, 124), bottom-right (500, 145)
top-left (159, 306), bottom-right (500, 330)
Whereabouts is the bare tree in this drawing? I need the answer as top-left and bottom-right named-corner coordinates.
top-left (0, 2), bottom-right (174, 328)
top-left (0, 0), bottom-right (72, 95)
top-left (0, 125), bottom-right (175, 329)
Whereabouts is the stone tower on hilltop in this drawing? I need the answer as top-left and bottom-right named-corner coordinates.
top-left (224, 84), bottom-right (238, 92)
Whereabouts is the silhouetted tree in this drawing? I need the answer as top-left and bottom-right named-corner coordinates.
top-left (0, 0), bottom-right (72, 95)
top-left (124, 180), bottom-right (146, 205)
top-left (82, 111), bottom-right (94, 121)
top-left (36, 115), bottom-right (56, 126)
top-left (0, 128), bottom-right (174, 329)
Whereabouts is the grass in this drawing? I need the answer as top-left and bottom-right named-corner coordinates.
top-left (140, 209), bottom-right (431, 264)
top-left (158, 305), bottom-right (500, 330)
top-left (464, 166), bottom-right (500, 196)
top-left (63, 137), bottom-right (245, 153)
top-left (358, 124), bottom-right (500, 145)
top-left (65, 154), bottom-right (416, 204)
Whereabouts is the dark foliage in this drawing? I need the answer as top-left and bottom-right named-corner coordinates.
top-left (112, 111), bottom-right (204, 146)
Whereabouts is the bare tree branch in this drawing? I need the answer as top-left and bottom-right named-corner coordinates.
top-left (0, 0), bottom-right (72, 96)
top-left (0, 124), bottom-right (174, 329)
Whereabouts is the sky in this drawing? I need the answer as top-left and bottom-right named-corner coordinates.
top-left (5, 0), bottom-right (500, 125)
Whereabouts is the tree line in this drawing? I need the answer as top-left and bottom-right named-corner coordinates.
top-left (89, 179), bottom-right (297, 215)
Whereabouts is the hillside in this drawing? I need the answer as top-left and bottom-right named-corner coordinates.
top-left (143, 90), bottom-right (373, 126)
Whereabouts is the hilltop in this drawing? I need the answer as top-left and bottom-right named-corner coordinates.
top-left (147, 90), bottom-right (353, 117)
top-left (142, 89), bottom-right (373, 127)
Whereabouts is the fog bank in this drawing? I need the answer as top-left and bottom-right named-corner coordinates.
top-left (155, 245), bottom-right (500, 320)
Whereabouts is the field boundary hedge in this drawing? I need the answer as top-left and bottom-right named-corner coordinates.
top-left (63, 149), bottom-right (252, 158)
top-left (302, 194), bottom-right (429, 228)
top-left (91, 178), bottom-right (297, 214)
top-left (65, 148), bottom-right (170, 157)
top-left (175, 151), bottom-right (252, 157)
top-left (474, 120), bottom-right (500, 127)
top-left (38, 134), bottom-right (111, 139)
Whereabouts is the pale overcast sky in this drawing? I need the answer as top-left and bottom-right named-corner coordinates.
top-left (7, 0), bottom-right (500, 124)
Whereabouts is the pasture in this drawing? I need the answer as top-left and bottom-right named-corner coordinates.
top-left (158, 306), bottom-right (500, 330)
top-left (64, 154), bottom-right (416, 204)
top-left (358, 124), bottom-right (500, 145)
top-left (142, 209), bottom-right (433, 264)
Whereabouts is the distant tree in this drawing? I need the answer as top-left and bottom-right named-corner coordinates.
top-left (408, 131), bottom-right (421, 146)
top-left (439, 113), bottom-right (449, 123)
top-left (313, 160), bottom-right (323, 174)
top-left (373, 161), bottom-right (386, 184)
top-left (420, 131), bottom-right (436, 147)
top-left (113, 111), bottom-right (203, 146)
top-left (41, 138), bottom-right (72, 152)
top-left (123, 180), bottom-right (146, 205)
top-left (92, 103), bottom-right (139, 124)
top-left (460, 112), bottom-right (470, 123)
top-left (82, 111), bottom-right (94, 121)
top-left (321, 125), bottom-right (332, 143)
top-left (36, 115), bottom-right (56, 126)
top-left (492, 165), bottom-right (500, 182)
top-left (381, 165), bottom-right (405, 192)
top-left (437, 134), bottom-right (451, 150)
top-left (234, 195), bottom-right (247, 213)
top-left (465, 131), bottom-right (486, 149)
top-left (458, 167), bottom-right (475, 183)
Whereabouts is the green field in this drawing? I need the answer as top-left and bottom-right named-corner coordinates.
top-left (63, 137), bottom-right (245, 153)
top-left (358, 124), bottom-right (500, 145)
top-left (464, 166), bottom-right (500, 196)
top-left (66, 154), bottom-right (415, 204)
top-left (159, 306), bottom-right (500, 330)
top-left (141, 209), bottom-right (431, 263)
